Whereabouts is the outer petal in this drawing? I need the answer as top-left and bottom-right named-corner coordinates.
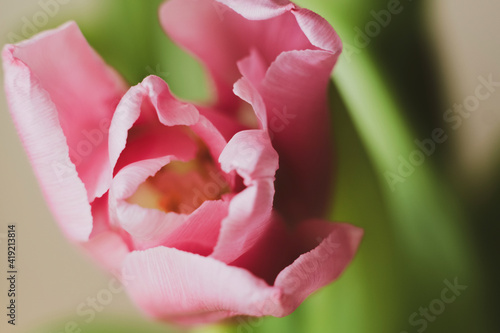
top-left (214, 0), bottom-right (343, 54)
top-left (215, 0), bottom-right (295, 20)
top-left (122, 246), bottom-right (280, 324)
top-left (259, 49), bottom-right (336, 224)
top-left (2, 22), bottom-right (126, 241)
top-left (4, 22), bottom-right (127, 202)
top-left (291, 8), bottom-right (342, 54)
top-left (122, 221), bottom-right (362, 324)
top-left (81, 193), bottom-right (131, 274)
top-left (274, 221), bottom-right (364, 312)
top-left (159, 0), bottom-right (313, 111)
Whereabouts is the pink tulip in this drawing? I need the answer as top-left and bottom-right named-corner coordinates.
top-left (2, 0), bottom-right (362, 324)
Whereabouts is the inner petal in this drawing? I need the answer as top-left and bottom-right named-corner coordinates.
top-left (127, 144), bottom-right (230, 215)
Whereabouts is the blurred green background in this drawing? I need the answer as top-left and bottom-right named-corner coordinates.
top-left (0, 0), bottom-right (498, 332)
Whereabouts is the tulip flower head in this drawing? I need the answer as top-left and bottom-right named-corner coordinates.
top-left (2, 0), bottom-right (362, 324)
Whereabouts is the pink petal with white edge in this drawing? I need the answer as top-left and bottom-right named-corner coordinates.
top-left (109, 75), bottom-right (229, 179)
top-left (159, 0), bottom-right (313, 111)
top-left (211, 130), bottom-right (278, 263)
top-left (122, 246), bottom-right (281, 324)
top-left (274, 221), bottom-right (363, 313)
top-left (210, 179), bottom-right (275, 263)
top-left (233, 72), bottom-right (268, 128)
top-left (108, 75), bottom-right (199, 172)
top-left (122, 221), bottom-right (362, 324)
top-left (291, 8), bottom-right (343, 54)
top-left (2, 22), bottom-right (126, 241)
top-left (215, 0), bottom-right (295, 20)
top-left (218, 130), bottom-right (278, 184)
top-left (109, 156), bottom-right (191, 248)
top-left (3, 22), bottom-right (127, 203)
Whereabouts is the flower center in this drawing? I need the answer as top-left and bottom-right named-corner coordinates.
top-left (127, 145), bottom-right (230, 214)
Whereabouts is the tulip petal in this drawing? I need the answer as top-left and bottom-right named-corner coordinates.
top-left (122, 220), bottom-right (362, 324)
top-left (122, 246), bottom-right (280, 323)
top-left (159, 0), bottom-right (313, 111)
top-left (210, 179), bottom-right (275, 263)
top-left (110, 153), bottom-right (230, 254)
top-left (291, 8), bottom-right (342, 54)
top-left (3, 22), bottom-right (127, 203)
top-left (195, 106), bottom-right (246, 141)
top-left (258, 49), bottom-right (336, 223)
top-left (211, 130), bottom-right (278, 263)
top-left (83, 230), bottom-right (130, 275)
top-left (109, 75), bottom-right (200, 173)
top-left (108, 75), bottom-right (233, 252)
top-left (161, 199), bottom-right (230, 256)
top-left (218, 130), bottom-right (278, 184)
top-left (229, 213), bottom-right (295, 285)
top-left (274, 221), bottom-right (363, 312)
top-left (2, 22), bottom-right (126, 241)
top-left (109, 156), bottom-right (190, 248)
top-left (215, 0), bottom-right (295, 20)
top-left (233, 73), bottom-right (268, 128)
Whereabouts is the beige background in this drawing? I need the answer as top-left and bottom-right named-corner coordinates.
top-left (0, 0), bottom-right (499, 332)
top-left (427, 0), bottom-right (500, 197)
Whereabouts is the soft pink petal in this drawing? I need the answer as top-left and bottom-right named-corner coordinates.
top-left (122, 220), bottom-right (362, 323)
top-left (196, 106), bottom-right (247, 142)
top-left (291, 8), bottom-right (342, 54)
top-left (108, 75), bottom-right (234, 252)
top-left (109, 75), bottom-right (199, 173)
top-left (236, 48), bottom-right (268, 91)
top-left (109, 156), bottom-right (190, 248)
top-left (109, 154), bottom-right (229, 254)
top-left (210, 179), bottom-right (275, 263)
top-left (258, 49), bottom-right (336, 223)
top-left (82, 230), bottom-right (130, 275)
top-left (1, 22), bottom-right (127, 241)
top-left (274, 221), bottom-right (363, 313)
top-left (160, 0), bottom-right (252, 111)
top-left (160, 199), bottom-right (230, 256)
top-left (161, 1), bottom-right (342, 223)
top-left (229, 213), bottom-right (296, 285)
top-left (215, 0), bottom-right (295, 20)
top-left (113, 121), bottom-right (199, 177)
top-left (211, 130), bottom-right (278, 263)
top-left (122, 246), bottom-right (281, 323)
top-left (233, 74), bottom-right (268, 128)
top-left (142, 75), bottom-right (200, 126)
top-left (190, 112), bottom-right (230, 172)
top-left (218, 130), bottom-right (278, 184)
top-left (159, 0), bottom-right (313, 111)
top-left (3, 22), bottom-right (127, 203)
